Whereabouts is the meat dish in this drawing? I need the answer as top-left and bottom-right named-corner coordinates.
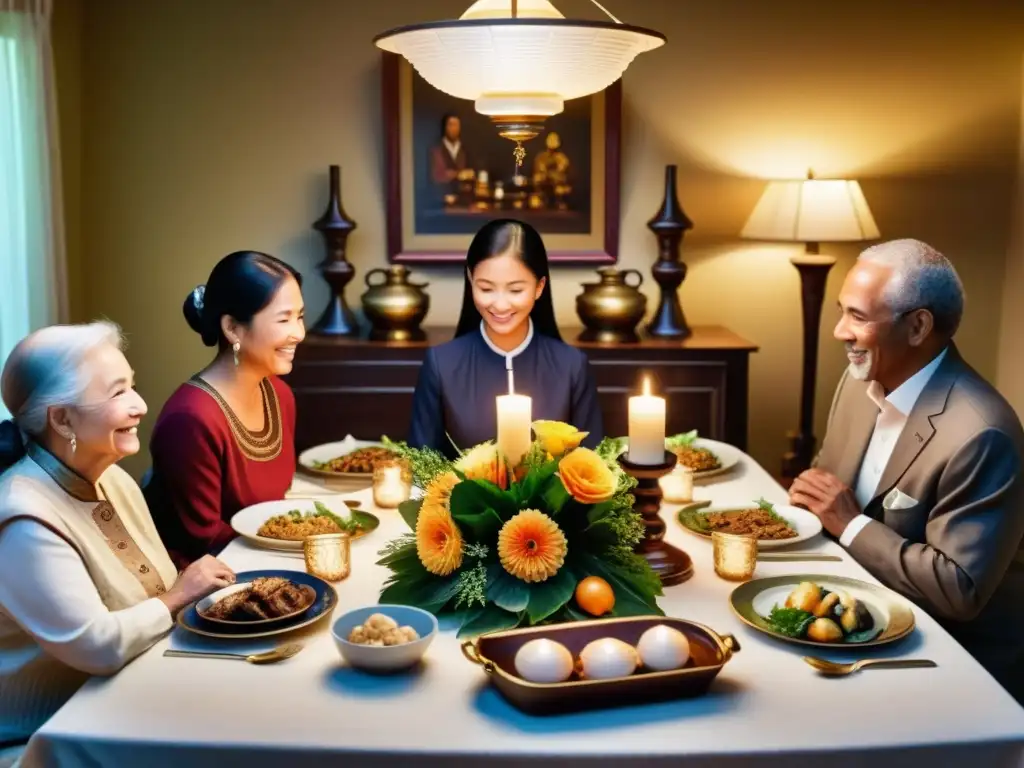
top-left (201, 577), bottom-right (314, 622)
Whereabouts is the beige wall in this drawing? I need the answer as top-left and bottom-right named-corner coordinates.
top-left (998, 54), bottom-right (1024, 417)
top-left (54, 0), bottom-right (1023, 479)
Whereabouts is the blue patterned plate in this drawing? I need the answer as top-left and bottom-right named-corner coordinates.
top-left (177, 569), bottom-right (338, 640)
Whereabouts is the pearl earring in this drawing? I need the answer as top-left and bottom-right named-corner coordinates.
top-left (69, 433), bottom-right (77, 454)
top-left (232, 341), bottom-right (240, 367)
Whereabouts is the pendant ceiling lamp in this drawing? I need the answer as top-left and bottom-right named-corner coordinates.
top-left (374, 0), bottom-right (665, 166)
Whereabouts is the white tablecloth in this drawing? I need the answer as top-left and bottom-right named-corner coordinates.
top-left (21, 454), bottom-right (1024, 767)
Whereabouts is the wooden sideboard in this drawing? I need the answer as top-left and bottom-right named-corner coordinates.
top-left (285, 326), bottom-right (758, 451)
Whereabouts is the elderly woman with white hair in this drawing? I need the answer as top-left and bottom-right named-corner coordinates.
top-left (0, 322), bottom-right (235, 748)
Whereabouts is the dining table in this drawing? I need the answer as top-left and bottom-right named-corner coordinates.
top-left (20, 446), bottom-right (1024, 767)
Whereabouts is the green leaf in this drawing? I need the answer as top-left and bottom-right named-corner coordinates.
top-left (844, 627), bottom-right (883, 644)
top-left (764, 606), bottom-right (816, 638)
top-left (379, 571), bottom-right (460, 613)
top-left (583, 518), bottom-right (620, 547)
top-left (487, 570), bottom-right (531, 613)
top-left (665, 430), bottom-right (698, 449)
top-left (541, 480), bottom-right (571, 516)
top-left (398, 499), bottom-right (423, 531)
top-left (451, 506), bottom-right (504, 541)
top-left (585, 501), bottom-right (614, 524)
top-left (526, 566), bottom-right (578, 624)
top-left (578, 553), bottom-right (663, 616)
top-left (513, 460), bottom-right (559, 506)
top-left (457, 604), bottom-right (522, 638)
top-left (375, 541), bottom-right (419, 568)
top-left (450, 479), bottom-right (517, 522)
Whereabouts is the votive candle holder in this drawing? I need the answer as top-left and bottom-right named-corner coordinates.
top-left (304, 532), bottom-right (351, 582)
top-left (373, 461), bottom-right (412, 509)
top-left (712, 531), bottom-right (757, 581)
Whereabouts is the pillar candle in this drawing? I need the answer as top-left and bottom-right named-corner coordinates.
top-left (628, 377), bottom-right (666, 465)
top-left (497, 394), bottom-right (532, 468)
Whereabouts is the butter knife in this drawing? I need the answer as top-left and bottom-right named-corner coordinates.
top-left (757, 553), bottom-right (842, 562)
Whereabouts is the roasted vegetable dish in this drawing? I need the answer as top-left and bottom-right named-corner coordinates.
top-left (760, 581), bottom-right (881, 644)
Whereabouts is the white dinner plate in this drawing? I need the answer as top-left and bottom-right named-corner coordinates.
top-left (230, 497), bottom-right (379, 552)
top-left (676, 502), bottom-right (823, 549)
top-left (616, 437), bottom-right (742, 480)
top-left (297, 435), bottom-right (393, 485)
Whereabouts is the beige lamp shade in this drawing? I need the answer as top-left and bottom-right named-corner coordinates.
top-left (374, 0), bottom-right (665, 119)
top-left (741, 178), bottom-right (880, 244)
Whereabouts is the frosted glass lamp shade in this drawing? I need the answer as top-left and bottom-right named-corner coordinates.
top-left (373, 0), bottom-right (665, 118)
top-left (741, 178), bottom-right (880, 243)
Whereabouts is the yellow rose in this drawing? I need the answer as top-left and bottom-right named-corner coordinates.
top-left (455, 442), bottom-right (509, 490)
top-left (557, 447), bottom-right (617, 504)
top-left (532, 420), bottom-right (589, 457)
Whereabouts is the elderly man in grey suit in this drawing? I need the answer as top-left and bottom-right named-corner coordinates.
top-left (790, 238), bottom-right (1024, 702)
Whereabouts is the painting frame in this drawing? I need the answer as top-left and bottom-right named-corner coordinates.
top-left (381, 51), bottom-right (621, 266)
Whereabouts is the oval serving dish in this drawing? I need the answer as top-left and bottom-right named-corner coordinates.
top-left (461, 615), bottom-right (738, 714)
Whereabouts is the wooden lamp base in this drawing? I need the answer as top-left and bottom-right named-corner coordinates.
top-left (618, 451), bottom-right (694, 586)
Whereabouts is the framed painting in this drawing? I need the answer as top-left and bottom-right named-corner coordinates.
top-left (381, 51), bottom-right (621, 265)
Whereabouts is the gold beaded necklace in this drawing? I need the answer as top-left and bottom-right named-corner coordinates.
top-left (188, 376), bottom-right (283, 462)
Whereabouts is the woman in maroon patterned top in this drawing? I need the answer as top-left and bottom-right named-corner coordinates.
top-left (145, 251), bottom-right (306, 568)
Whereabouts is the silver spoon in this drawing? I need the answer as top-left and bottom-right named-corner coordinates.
top-left (802, 656), bottom-right (937, 676)
top-left (164, 643), bottom-right (304, 664)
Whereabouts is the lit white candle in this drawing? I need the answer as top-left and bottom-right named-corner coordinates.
top-left (628, 377), bottom-right (666, 465)
top-left (497, 370), bottom-right (532, 468)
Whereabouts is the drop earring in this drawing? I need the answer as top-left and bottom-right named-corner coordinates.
top-left (232, 341), bottom-right (240, 367)
top-left (69, 433), bottom-right (77, 454)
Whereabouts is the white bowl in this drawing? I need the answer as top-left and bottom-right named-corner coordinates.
top-left (331, 604), bottom-right (438, 672)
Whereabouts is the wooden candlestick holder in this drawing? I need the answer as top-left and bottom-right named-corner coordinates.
top-left (618, 451), bottom-right (694, 586)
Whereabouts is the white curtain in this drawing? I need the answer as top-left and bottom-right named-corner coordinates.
top-left (0, 0), bottom-right (66, 419)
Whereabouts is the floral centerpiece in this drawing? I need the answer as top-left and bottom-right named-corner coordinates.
top-left (378, 422), bottom-right (664, 637)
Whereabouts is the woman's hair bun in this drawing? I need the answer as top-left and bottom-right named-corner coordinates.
top-left (182, 285), bottom-right (217, 346)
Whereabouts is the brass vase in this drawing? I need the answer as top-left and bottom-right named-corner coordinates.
top-left (576, 268), bottom-right (647, 343)
top-left (360, 266), bottom-right (430, 341)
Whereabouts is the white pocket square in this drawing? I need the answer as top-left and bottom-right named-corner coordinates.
top-left (883, 488), bottom-right (919, 510)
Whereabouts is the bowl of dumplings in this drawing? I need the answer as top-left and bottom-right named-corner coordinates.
top-left (331, 604), bottom-right (438, 672)
top-left (460, 616), bottom-right (738, 714)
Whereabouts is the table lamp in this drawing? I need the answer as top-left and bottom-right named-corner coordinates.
top-left (740, 171), bottom-right (879, 482)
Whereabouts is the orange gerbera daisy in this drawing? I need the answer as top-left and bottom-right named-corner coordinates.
top-left (415, 472), bottom-right (463, 576)
top-left (497, 509), bottom-right (568, 583)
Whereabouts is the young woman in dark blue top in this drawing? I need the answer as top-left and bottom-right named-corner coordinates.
top-left (408, 219), bottom-right (603, 458)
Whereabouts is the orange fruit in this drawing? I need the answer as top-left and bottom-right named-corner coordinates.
top-left (575, 576), bottom-right (615, 616)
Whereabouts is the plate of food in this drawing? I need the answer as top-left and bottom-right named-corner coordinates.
top-left (729, 575), bottom-right (916, 649)
top-left (676, 498), bottom-right (822, 549)
top-left (609, 432), bottom-right (741, 479)
top-left (297, 434), bottom-right (404, 483)
top-left (231, 499), bottom-right (380, 552)
top-left (178, 569), bottom-right (338, 640)
top-left (196, 576), bottom-right (316, 627)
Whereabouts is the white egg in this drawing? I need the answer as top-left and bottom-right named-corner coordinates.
top-left (636, 624), bottom-right (691, 671)
top-left (513, 638), bottom-right (574, 684)
top-left (577, 637), bottom-right (640, 680)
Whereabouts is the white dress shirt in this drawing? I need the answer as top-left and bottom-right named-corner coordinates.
top-left (839, 347), bottom-right (948, 547)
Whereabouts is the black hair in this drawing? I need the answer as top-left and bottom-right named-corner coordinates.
top-left (183, 251), bottom-right (302, 348)
top-left (441, 113), bottom-right (459, 137)
top-left (454, 219), bottom-right (561, 341)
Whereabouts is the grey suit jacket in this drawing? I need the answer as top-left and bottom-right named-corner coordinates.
top-left (815, 344), bottom-right (1024, 698)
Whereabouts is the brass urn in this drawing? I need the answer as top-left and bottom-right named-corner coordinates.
top-left (576, 268), bottom-right (647, 343)
top-left (360, 266), bottom-right (430, 341)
